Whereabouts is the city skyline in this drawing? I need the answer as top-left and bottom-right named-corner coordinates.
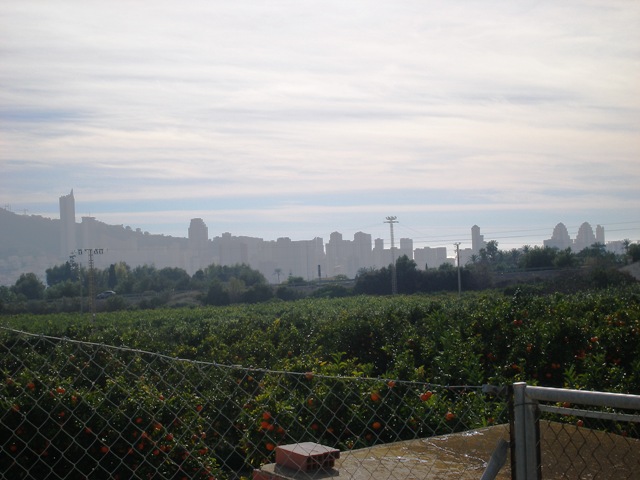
top-left (1, 1), bottom-right (639, 247)
top-left (3, 193), bottom-right (636, 253)
top-left (1, 192), bottom-right (631, 288)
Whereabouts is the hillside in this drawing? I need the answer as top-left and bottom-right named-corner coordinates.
top-left (0, 208), bottom-right (60, 257)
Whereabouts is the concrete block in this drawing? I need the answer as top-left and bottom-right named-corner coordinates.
top-left (275, 442), bottom-right (340, 472)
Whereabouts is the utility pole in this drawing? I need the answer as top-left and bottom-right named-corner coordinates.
top-left (454, 242), bottom-right (461, 297)
top-left (385, 216), bottom-right (398, 295)
top-left (69, 253), bottom-right (83, 314)
top-left (75, 248), bottom-right (105, 316)
top-left (88, 249), bottom-right (96, 315)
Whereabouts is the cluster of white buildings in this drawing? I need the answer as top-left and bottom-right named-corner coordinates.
top-left (59, 191), bottom-right (465, 281)
top-left (543, 222), bottom-right (605, 252)
top-left (56, 191), bottom-right (621, 283)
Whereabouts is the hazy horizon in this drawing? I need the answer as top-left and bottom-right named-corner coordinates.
top-left (2, 201), bottom-right (635, 253)
top-left (2, 1), bottom-right (639, 249)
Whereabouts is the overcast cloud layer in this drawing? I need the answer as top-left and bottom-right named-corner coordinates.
top-left (1, 1), bottom-right (639, 248)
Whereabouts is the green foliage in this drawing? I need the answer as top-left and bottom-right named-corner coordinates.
top-left (203, 264), bottom-right (267, 287)
top-left (629, 243), bottom-right (640, 262)
top-left (4, 285), bottom-right (639, 391)
top-left (285, 276), bottom-right (307, 286)
top-left (275, 286), bottom-right (305, 301)
top-left (354, 258), bottom-right (468, 295)
top-left (45, 261), bottom-right (76, 286)
top-left (45, 280), bottom-right (80, 300)
top-left (2, 285), bottom-right (640, 475)
top-left (310, 284), bottom-right (350, 299)
top-left (203, 280), bottom-right (230, 306)
top-left (11, 273), bottom-right (46, 300)
top-left (519, 246), bottom-right (557, 269)
top-left (0, 342), bottom-right (224, 479)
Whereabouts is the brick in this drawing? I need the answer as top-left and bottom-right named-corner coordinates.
top-left (253, 469), bottom-right (278, 480)
top-left (275, 442), bottom-right (340, 472)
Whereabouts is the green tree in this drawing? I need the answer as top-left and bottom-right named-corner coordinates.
top-left (203, 264), bottom-right (267, 286)
top-left (310, 284), bottom-right (350, 298)
top-left (44, 280), bottom-right (80, 300)
top-left (108, 264), bottom-right (117, 289)
top-left (46, 262), bottom-right (75, 286)
top-left (554, 248), bottom-right (576, 268)
top-left (11, 273), bottom-right (46, 300)
top-left (628, 243), bottom-right (640, 263)
top-left (157, 267), bottom-right (191, 290)
top-left (190, 269), bottom-right (207, 290)
top-left (519, 246), bottom-right (556, 269)
top-left (395, 255), bottom-right (420, 294)
top-left (275, 286), bottom-right (305, 301)
top-left (485, 240), bottom-right (499, 262)
top-left (227, 277), bottom-right (246, 303)
top-left (274, 268), bottom-right (283, 283)
top-left (286, 276), bottom-right (307, 286)
top-left (204, 279), bottom-right (230, 306)
top-left (241, 284), bottom-right (274, 303)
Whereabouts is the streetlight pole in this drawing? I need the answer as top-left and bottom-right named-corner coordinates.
top-left (454, 242), bottom-right (461, 297)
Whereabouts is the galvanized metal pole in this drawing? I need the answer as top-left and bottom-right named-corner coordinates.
top-left (512, 382), bottom-right (541, 480)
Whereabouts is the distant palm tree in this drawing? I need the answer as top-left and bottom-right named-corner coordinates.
top-left (273, 268), bottom-right (282, 284)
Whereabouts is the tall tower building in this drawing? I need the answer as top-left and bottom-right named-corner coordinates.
top-left (595, 225), bottom-right (605, 245)
top-left (59, 189), bottom-right (76, 257)
top-left (471, 225), bottom-right (485, 253)
top-left (188, 218), bottom-right (209, 250)
top-left (574, 222), bottom-right (596, 252)
top-left (544, 223), bottom-right (572, 250)
top-left (399, 238), bottom-right (414, 260)
top-left (188, 218), bottom-right (210, 274)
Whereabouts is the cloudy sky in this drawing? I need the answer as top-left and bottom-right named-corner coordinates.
top-left (1, 0), bottom-right (639, 250)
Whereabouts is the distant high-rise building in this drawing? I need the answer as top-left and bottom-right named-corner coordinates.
top-left (59, 189), bottom-right (76, 257)
top-left (188, 218), bottom-right (208, 250)
top-left (544, 223), bottom-right (572, 250)
top-left (595, 225), bottom-right (605, 245)
top-left (354, 231), bottom-right (373, 268)
top-left (188, 218), bottom-right (210, 273)
top-left (399, 238), bottom-right (413, 260)
top-left (218, 232), bottom-right (248, 265)
top-left (471, 225), bottom-right (485, 253)
top-left (372, 238), bottom-right (386, 268)
top-left (414, 246), bottom-right (448, 269)
top-left (573, 222), bottom-right (596, 252)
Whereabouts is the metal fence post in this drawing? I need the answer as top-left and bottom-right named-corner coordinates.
top-left (513, 382), bottom-right (541, 480)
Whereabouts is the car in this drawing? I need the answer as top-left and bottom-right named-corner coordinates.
top-left (96, 290), bottom-right (116, 299)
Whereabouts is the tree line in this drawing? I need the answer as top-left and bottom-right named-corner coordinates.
top-left (1, 241), bottom-right (638, 314)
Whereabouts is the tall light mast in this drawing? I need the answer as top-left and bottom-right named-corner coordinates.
top-left (384, 216), bottom-right (398, 295)
top-left (454, 242), bottom-right (462, 297)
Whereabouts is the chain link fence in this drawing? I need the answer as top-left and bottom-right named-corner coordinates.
top-left (511, 382), bottom-right (640, 479)
top-left (1, 327), bottom-right (510, 479)
top-left (5, 328), bottom-right (639, 479)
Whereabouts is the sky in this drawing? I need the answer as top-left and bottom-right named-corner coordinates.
top-left (1, 1), bottom-right (639, 251)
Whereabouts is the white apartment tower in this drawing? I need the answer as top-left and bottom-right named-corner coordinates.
top-left (595, 225), bottom-right (605, 245)
top-left (188, 218), bottom-right (208, 250)
top-left (471, 225), bottom-right (485, 253)
top-left (59, 189), bottom-right (76, 257)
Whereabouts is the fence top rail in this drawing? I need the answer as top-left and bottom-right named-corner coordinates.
top-left (522, 383), bottom-right (640, 411)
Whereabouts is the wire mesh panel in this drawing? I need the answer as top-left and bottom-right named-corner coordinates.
top-left (0, 328), bottom-right (510, 479)
top-left (512, 383), bottom-right (640, 480)
top-left (536, 406), bottom-right (640, 479)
